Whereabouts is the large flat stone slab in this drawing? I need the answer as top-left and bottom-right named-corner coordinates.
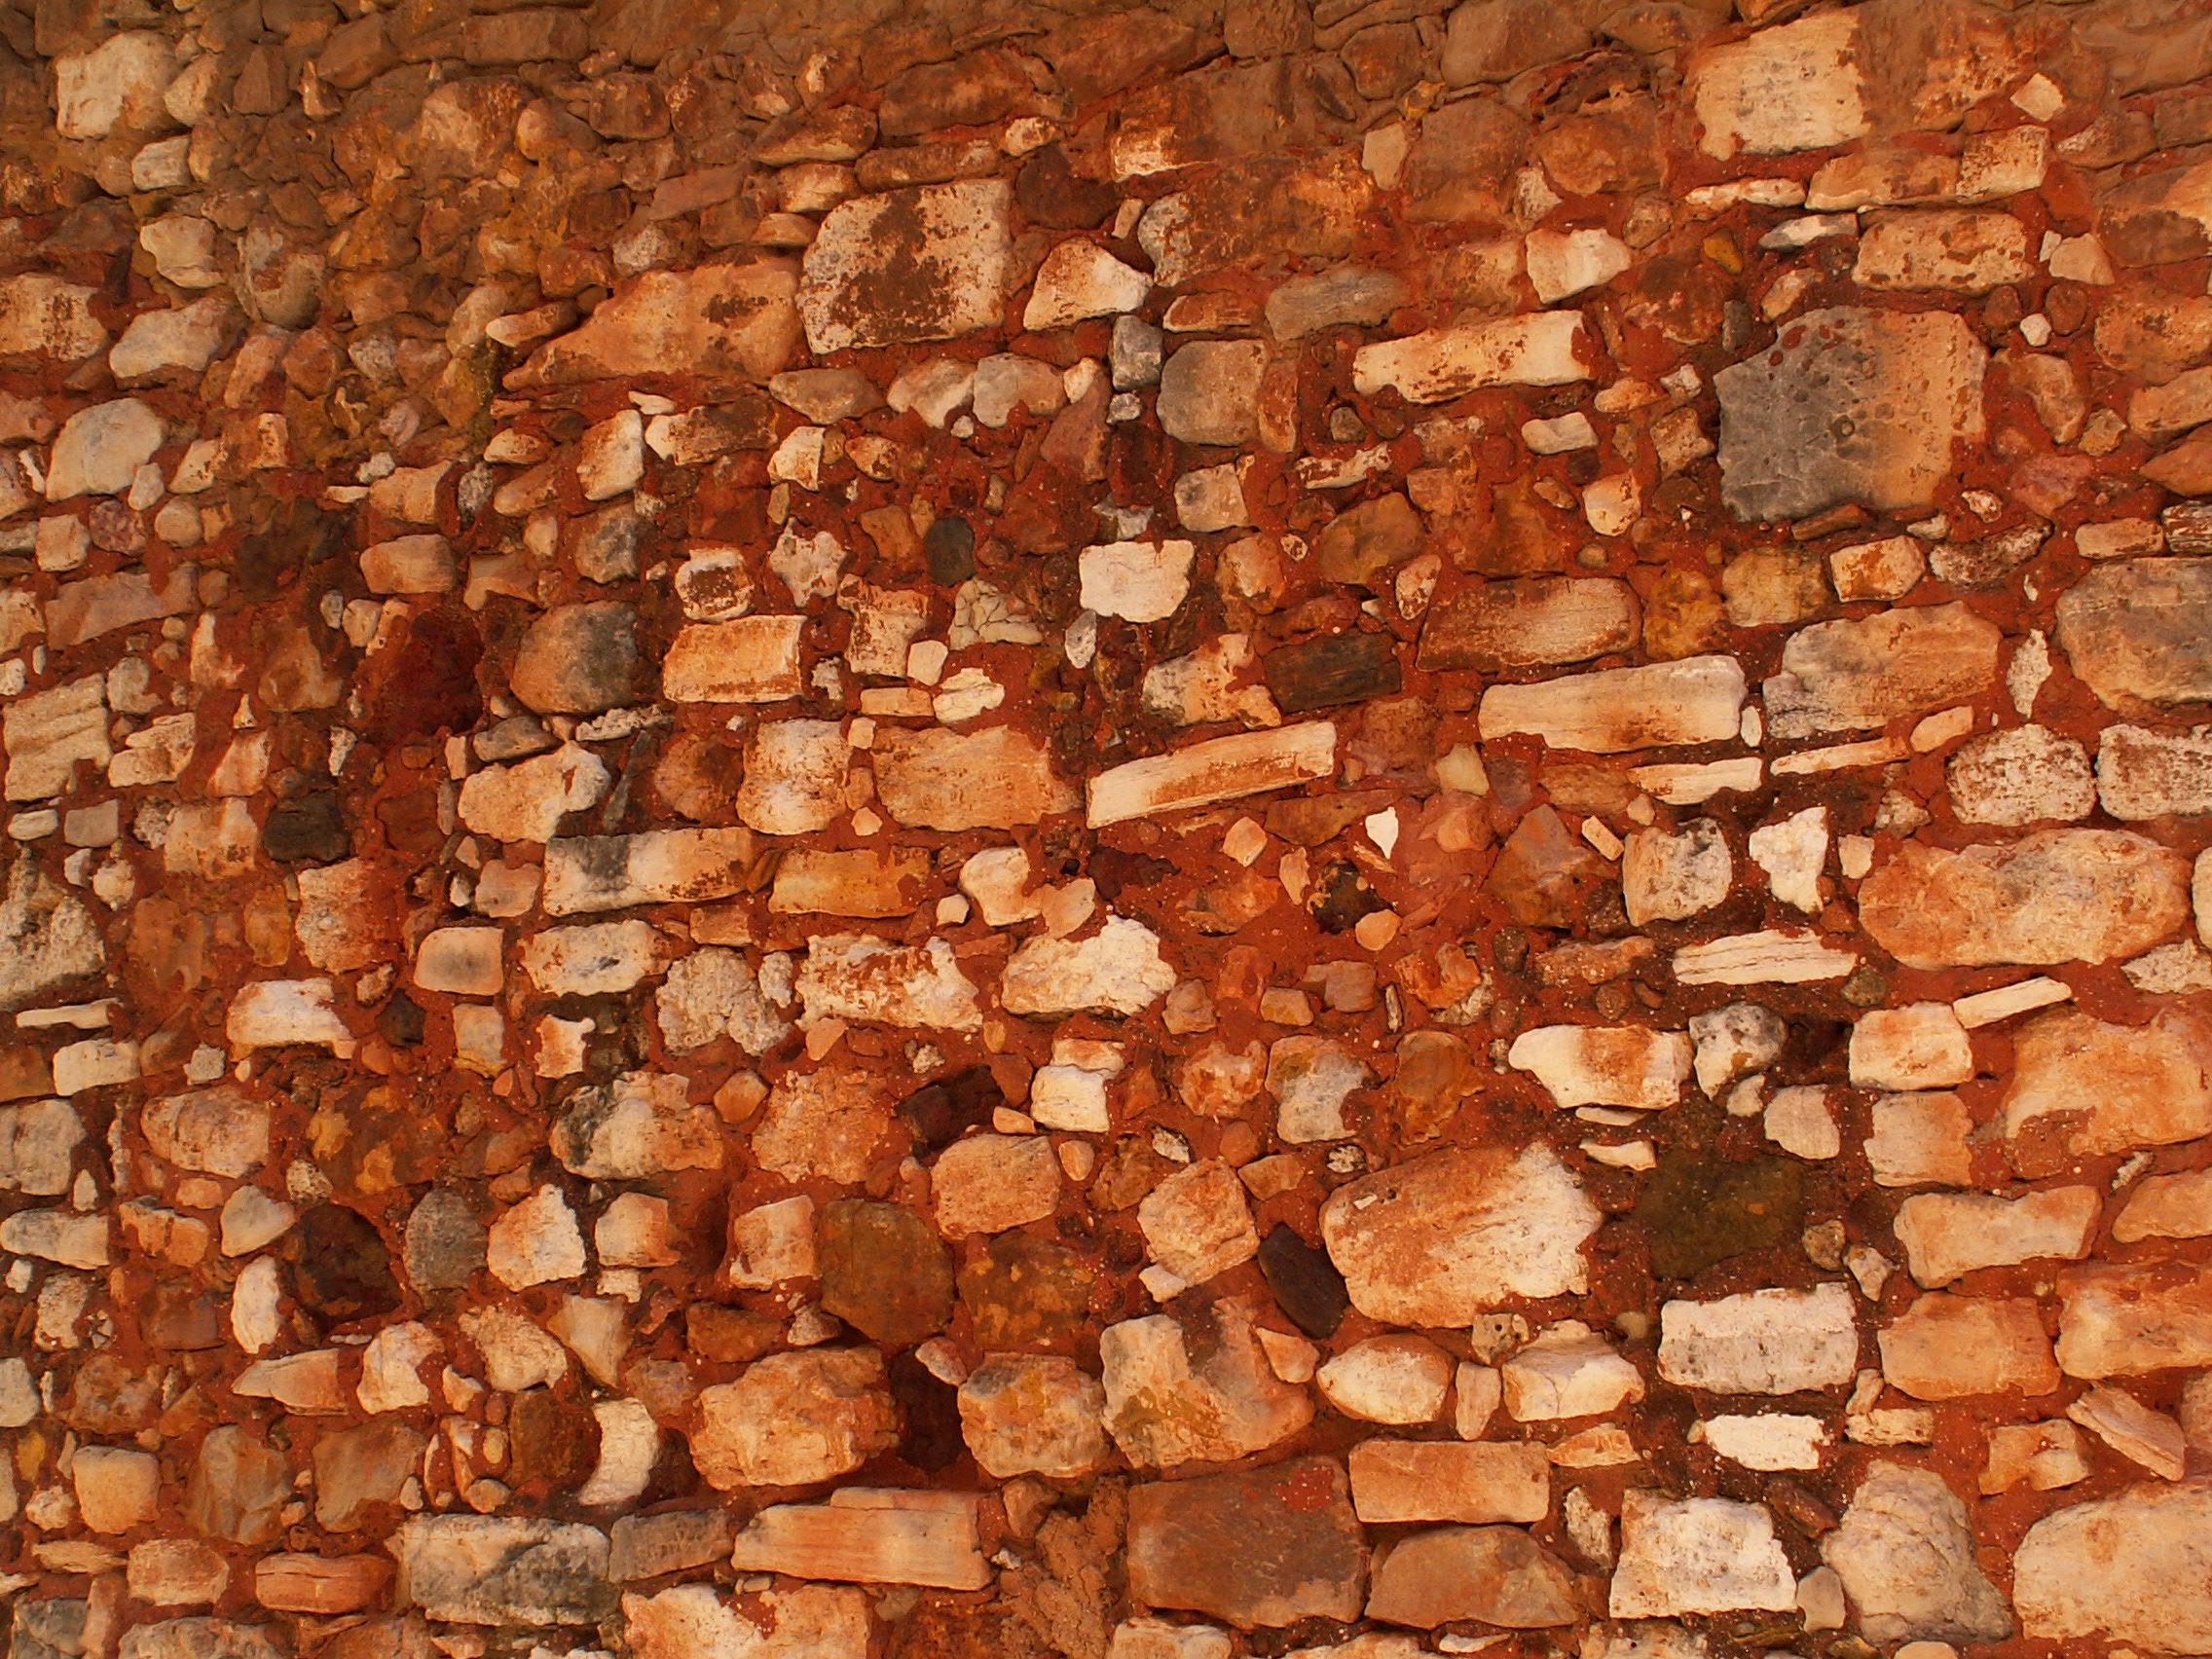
top-left (798, 180), bottom-right (1014, 353)
top-left (1715, 307), bottom-right (1984, 522)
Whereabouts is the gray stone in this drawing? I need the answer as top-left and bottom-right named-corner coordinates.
top-left (509, 603), bottom-right (640, 714)
top-left (1715, 307), bottom-right (1985, 522)
top-left (0, 856), bottom-right (103, 1012)
top-left (2056, 558), bottom-right (2212, 711)
top-left (390, 1517), bottom-right (614, 1626)
top-left (404, 1190), bottom-right (487, 1292)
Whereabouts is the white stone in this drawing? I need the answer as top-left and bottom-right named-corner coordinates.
top-left (797, 935), bottom-right (982, 1031)
top-left (1703, 1414), bottom-right (1827, 1471)
top-left (1821, 1462), bottom-right (2012, 1642)
top-left (1749, 807), bottom-right (1825, 911)
top-left (1949, 724), bottom-right (2095, 825)
top-left (1525, 228), bottom-right (1631, 303)
top-left (1317, 1334), bottom-right (1454, 1424)
top-left (1893, 1186), bottom-right (2099, 1288)
top-left (1623, 820), bottom-right (1731, 924)
top-left (1025, 240), bottom-right (1150, 330)
top-left (487, 1185), bottom-right (586, 1290)
top-left (1353, 313), bottom-right (1590, 403)
top-left (45, 400), bottom-right (163, 499)
top-left (1849, 1004), bottom-right (1972, 1091)
top-left (1080, 541), bottom-right (1194, 623)
top-left (1609, 1493), bottom-right (1797, 1615)
top-left (1502, 1321), bottom-right (1643, 1420)
top-left (1001, 915), bottom-right (1175, 1016)
top-left (1657, 1283), bottom-right (1860, 1394)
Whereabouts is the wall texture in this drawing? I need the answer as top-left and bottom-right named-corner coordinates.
top-left (3, 0), bottom-right (2212, 1654)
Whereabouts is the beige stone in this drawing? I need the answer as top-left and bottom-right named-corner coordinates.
top-left (933, 1133), bottom-right (1060, 1236)
top-left (1879, 1294), bottom-right (2057, 1398)
top-left (692, 1349), bottom-right (900, 1490)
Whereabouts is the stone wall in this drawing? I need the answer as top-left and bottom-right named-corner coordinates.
top-left (3, 0), bottom-right (2212, 1653)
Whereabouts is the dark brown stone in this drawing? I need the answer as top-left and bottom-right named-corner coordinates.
top-left (505, 1388), bottom-right (600, 1493)
top-left (879, 49), bottom-right (1035, 138)
top-left (1485, 804), bottom-right (1609, 929)
top-left (1257, 1224), bottom-right (1348, 1340)
top-left (958, 1232), bottom-right (1093, 1350)
top-left (1634, 1152), bottom-right (1805, 1280)
top-left (1417, 576), bottom-right (1640, 672)
top-left (1125, 1456), bottom-right (1367, 1629)
top-left (1263, 632), bottom-right (1402, 714)
top-left (1315, 492), bottom-right (1421, 587)
top-left (285, 1204), bottom-right (401, 1323)
top-left (819, 1199), bottom-right (954, 1348)
top-left (1402, 95), bottom-right (1530, 223)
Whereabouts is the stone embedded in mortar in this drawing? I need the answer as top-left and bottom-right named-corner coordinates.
top-left (797, 181), bottom-right (1014, 353)
top-left (1714, 307), bottom-right (1985, 522)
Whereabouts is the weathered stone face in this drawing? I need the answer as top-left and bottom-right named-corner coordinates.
top-left (1714, 308), bottom-right (1985, 521)
top-left (798, 181), bottom-right (1014, 352)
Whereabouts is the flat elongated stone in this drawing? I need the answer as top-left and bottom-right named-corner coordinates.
top-left (389, 1517), bottom-right (613, 1626)
top-left (541, 829), bottom-right (758, 914)
top-left (1714, 308), bottom-right (1985, 522)
top-left (2055, 558), bottom-right (2212, 710)
top-left (1351, 313), bottom-right (1590, 404)
top-left (873, 725), bottom-right (1075, 830)
top-left (1263, 634), bottom-right (1401, 714)
top-left (1879, 1294), bottom-right (2057, 1398)
top-left (798, 181), bottom-right (1013, 353)
top-left (1657, 1283), bottom-right (1859, 1394)
top-left (1509, 1025), bottom-right (1691, 1110)
top-left (1366, 1526), bottom-right (1579, 1629)
top-left (797, 935), bottom-right (982, 1031)
top-left (1894, 1187), bottom-right (2100, 1287)
top-left (1479, 656), bottom-right (1746, 753)
top-left (1320, 1145), bottom-right (1599, 1325)
top-left (1347, 1440), bottom-right (1548, 1525)
top-left (1763, 604), bottom-right (2001, 739)
top-left (1859, 830), bottom-right (2189, 969)
top-left (1088, 723), bottom-right (1337, 828)
top-left (1418, 577), bottom-right (1639, 671)
top-left (730, 1491), bottom-right (988, 1589)
top-left (1125, 1457), bottom-right (1366, 1630)
top-left (512, 262), bottom-right (800, 387)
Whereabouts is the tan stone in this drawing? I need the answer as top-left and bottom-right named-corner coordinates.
top-left (1320, 1145), bottom-right (1600, 1325)
top-left (1100, 1298), bottom-right (1313, 1468)
top-left (1479, 656), bottom-right (1745, 753)
top-left (691, 1349), bottom-right (899, 1490)
top-left (2057, 1261), bottom-right (2212, 1378)
top-left (2016, 1485), bottom-right (2212, 1648)
top-left (1879, 1294), bottom-right (2058, 1398)
top-left (752, 1069), bottom-right (892, 1184)
top-left (662, 617), bottom-right (803, 703)
top-left (730, 1491), bottom-right (988, 1589)
top-left (932, 1133), bottom-right (1060, 1236)
top-left (512, 261), bottom-right (801, 387)
top-left (2003, 1007), bottom-right (2212, 1173)
top-left (956, 1354), bottom-right (1109, 1478)
top-left (1861, 830), bottom-right (2189, 970)
top-left (873, 724), bottom-right (1075, 830)
top-left (1347, 1440), bottom-right (1549, 1525)
top-left (1894, 1187), bottom-right (2099, 1288)
top-left (1366, 1525), bottom-right (1579, 1629)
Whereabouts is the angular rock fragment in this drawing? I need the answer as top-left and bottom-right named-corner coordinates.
top-left (1609, 1493), bottom-right (1796, 1616)
top-left (389, 1517), bottom-right (614, 1626)
top-left (1367, 1526), bottom-right (1580, 1628)
top-left (691, 1350), bottom-right (900, 1489)
top-left (1100, 1299), bottom-right (1312, 1467)
top-left (1320, 1145), bottom-right (1600, 1324)
top-left (1822, 1463), bottom-right (2013, 1642)
top-left (2055, 558), bottom-right (2212, 711)
top-left (513, 262), bottom-right (801, 386)
top-left (956, 1354), bottom-right (1109, 1478)
top-left (798, 181), bottom-right (1013, 353)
